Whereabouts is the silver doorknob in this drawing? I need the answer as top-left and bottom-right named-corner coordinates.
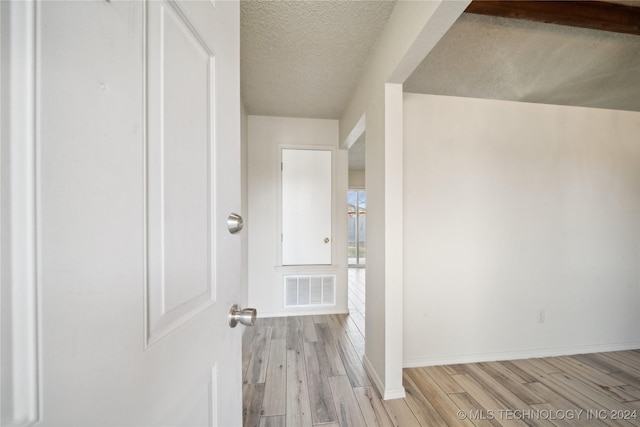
top-left (229, 304), bottom-right (256, 328)
top-left (227, 213), bottom-right (244, 234)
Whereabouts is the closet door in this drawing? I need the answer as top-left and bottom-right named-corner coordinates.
top-left (282, 149), bottom-right (332, 265)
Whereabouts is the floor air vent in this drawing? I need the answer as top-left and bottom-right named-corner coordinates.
top-left (285, 275), bottom-right (335, 307)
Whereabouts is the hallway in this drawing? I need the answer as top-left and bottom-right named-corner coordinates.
top-left (242, 268), bottom-right (383, 426)
top-left (242, 312), bottom-right (385, 427)
top-left (242, 272), bottom-right (640, 427)
top-left (348, 268), bottom-right (366, 338)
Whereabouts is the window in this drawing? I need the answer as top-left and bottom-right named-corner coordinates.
top-left (347, 190), bottom-right (366, 267)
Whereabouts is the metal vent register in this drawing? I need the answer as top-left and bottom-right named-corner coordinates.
top-left (284, 275), bottom-right (335, 307)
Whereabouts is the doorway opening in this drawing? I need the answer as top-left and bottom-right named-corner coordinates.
top-left (347, 190), bottom-right (366, 267)
top-left (346, 120), bottom-right (366, 339)
top-left (348, 191), bottom-right (366, 337)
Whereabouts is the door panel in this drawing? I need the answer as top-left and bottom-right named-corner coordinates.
top-left (282, 149), bottom-right (332, 265)
top-left (3, 1), bottom-right (242, 425)
top-left (146, 0), bottom-right (216, 345)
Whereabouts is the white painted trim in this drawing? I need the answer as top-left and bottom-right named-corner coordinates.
top-left (403, 341), bottom-right (640, 368)
top-left (383, 83), bottom-right (405, 399)
top-left (363, 354), bottom-right (383, 398)
top-left (388, 1), bottom-right (470, 84)
top-left (274, 264), bottom-right (342, 273)
top-left (363, 354), bottom-right (406, 401)
top-left (3, 1), bottom-right (41, 424)
top-left (142, 0), bottom-right (149, 352)
top-left (258, 308), bottom-right (348, 319)
top-left (144, 0), bottom-right (217, 347)
top-left (276, 144), bottom-right (337, 268)
top-left (383, 387), bottom-right (407, 401)
top-left (341, 114), bottom-right (365, 149)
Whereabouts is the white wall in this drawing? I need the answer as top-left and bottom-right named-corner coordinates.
top-left (349, 170), bottom-right (365, 189)
top-left (403, 93), bottom-right (640, 366)
top-left (338, 0), bottom-right (468, 399)
top-left (247, 116), bottom-right (349, 317)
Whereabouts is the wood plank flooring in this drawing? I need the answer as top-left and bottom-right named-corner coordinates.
top-left (347, 268), bottom-right (366, 338)
top-left (243, 270), bottom-right (640, 426)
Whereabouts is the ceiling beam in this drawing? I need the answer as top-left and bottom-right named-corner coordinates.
top-left (465, 1), bottom-right (640, 36)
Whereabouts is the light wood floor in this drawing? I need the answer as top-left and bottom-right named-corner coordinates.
top-left (243, 270), bottom-right (640, 426)
top-left (347, 268), bottom-right (365, 338)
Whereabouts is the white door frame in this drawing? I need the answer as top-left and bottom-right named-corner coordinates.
top-left (1, 1), bottom-right (40, 424)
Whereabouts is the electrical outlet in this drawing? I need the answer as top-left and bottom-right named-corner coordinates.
top-left (537, 309), bottom-right (546, 324)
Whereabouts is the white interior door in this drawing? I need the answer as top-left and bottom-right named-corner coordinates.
top-left (1, 1), bottom-right (242, 425)
top-left (282, 149), bottom-right (332, 265)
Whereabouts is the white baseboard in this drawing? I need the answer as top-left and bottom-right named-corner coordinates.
top-left (363, 355), bottom-right (406, 401)
top-left (383, 386), bottom-right (406, 400)
top-left (363, 355), bottom-right (384, 397)
top-left (403, 341), bottom-right (640, 368)
top-left (258, 307), bottom-right (349, 318)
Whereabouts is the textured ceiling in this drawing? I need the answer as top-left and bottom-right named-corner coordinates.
top-left (241, 1), bottom-right (640, 173)
top-left (405, 12), bottom-right (640, 112)
top-left (240, 0), bottom-right (396, 120)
